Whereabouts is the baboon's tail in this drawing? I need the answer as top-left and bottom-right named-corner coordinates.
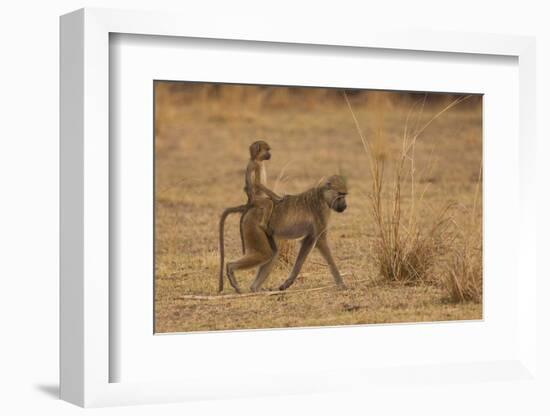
top-left (239, 212), bottom-right (246, 254)
top-left (219, 204), bottom-right (248, 292)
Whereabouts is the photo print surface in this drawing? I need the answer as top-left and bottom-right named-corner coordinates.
top-left (154, 81), bottom-right (482, 333)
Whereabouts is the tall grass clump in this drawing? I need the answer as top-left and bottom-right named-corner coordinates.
top-left (445, 235), bottom-right (482, 302)
top-left (444, 168), bottom-right (482, 302)
top-left (344, 92), bottom-right (471, 283)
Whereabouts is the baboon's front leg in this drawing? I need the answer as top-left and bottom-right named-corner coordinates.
top-left (279, 236), bottom-right (315, 291)
top-left (316, 237), bottom-right (346, 288)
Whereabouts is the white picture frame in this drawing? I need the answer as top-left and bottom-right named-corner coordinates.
top-left (60, 7), bottom-right (537, 408)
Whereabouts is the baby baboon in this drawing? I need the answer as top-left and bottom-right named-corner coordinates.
top-left (218, 140), bottom-right (281, 292)
top-left (244, 140), bottom-right (282, 234)
top-left (219, 175), bottom-right (348, 293)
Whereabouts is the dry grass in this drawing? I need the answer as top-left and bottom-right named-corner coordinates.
top-left (443, 168), bottom-right (483, 302)
top-left (445, 239), bottom-right (482, 303)
top-left (345, 92), bottom-right (483, 301)
top-left (154, 82), bottom-right (483, 333)
top-left (344, 92), bottom-right (467, 284)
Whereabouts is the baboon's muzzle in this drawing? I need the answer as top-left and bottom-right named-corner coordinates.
top-left (333, 198), bottom-right (347, 213)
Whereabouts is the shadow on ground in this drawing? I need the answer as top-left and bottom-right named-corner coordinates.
top-left (35, 383), bottom-right (59, 399)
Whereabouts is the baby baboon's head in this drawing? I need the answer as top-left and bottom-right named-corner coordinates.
top-left (249, 140), bottom-right (272, 161)
top-left (321, 175), bottom-right (348, 213)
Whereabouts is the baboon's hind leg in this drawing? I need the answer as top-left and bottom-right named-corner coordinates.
top-left (227, 207), bottom-right (274, 293)
top-left (250, 235), bottom-right (278, 292)
top-left (226, 251), bottom-right (273, 293)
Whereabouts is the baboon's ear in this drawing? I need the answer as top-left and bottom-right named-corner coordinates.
top-left (250, 142), bottom-right (261, 159)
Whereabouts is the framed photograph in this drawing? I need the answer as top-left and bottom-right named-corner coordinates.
top-left (60, 8), bottom-right (537, 408)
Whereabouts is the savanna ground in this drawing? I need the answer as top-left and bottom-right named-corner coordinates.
top-left (154, 82), bottom-right (482, 333)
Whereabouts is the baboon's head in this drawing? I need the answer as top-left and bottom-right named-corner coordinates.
top-left (249, 140), bottom-right (272, 161)
top-left (321, 175), bottom-right (348, 213)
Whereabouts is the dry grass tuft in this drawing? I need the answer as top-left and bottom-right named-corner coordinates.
top-left (445, 239), bottom-right (482, 302)
top-left (372, 199), bottom-right (456, 283)
top-left (443, 167), bottom-right (483, 303)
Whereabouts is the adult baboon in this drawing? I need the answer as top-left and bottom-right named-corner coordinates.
top-left (219, 175), bottom-right (348, 293)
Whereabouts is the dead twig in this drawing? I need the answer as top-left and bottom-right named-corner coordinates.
top-left (177, 274), bottom-right (368, 300)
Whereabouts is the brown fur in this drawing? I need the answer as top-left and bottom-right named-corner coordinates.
top-left (244, 140), bottom-right (281, 233)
